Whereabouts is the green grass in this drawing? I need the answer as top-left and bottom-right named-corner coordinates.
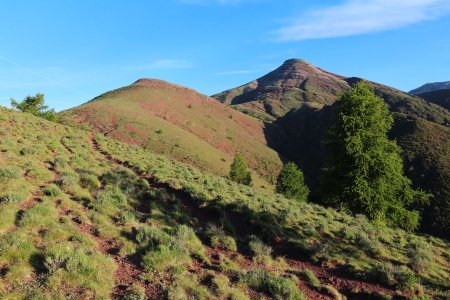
top-left (96, 132), bottom-right (450, 298)
top-left (0, 106), bottom-right (449, 299)
top-left (60, 79), bottom-right (283, 187)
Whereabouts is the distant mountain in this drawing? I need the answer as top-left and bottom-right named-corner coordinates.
top-left (213, 59), bottom-right (450, 239)
top-left (214, 59), bottom-right (450, 126)
top-left (417, 89), bottom-right (450, 111)
top-left (60, 79), bottom-right (282, 186)
top-left (213, 59), bottom-right (350, 121)
top-left (410, 81), bottom-right (450, 95)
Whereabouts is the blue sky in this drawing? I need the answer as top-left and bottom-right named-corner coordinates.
top-left (1, 0), bottom-right (450, 111)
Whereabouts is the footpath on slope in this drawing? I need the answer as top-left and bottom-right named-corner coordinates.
top-left (58, 136), bottom-right (162, 299)
top-left (87, 133), bottom-right (404, 300)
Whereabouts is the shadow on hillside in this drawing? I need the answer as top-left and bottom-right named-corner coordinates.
top-left (262, 104), bottom-right (335, 194)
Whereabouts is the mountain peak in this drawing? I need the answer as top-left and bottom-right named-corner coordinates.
top-left (410, 81), bottom-right (450, 95)
top-left (282, 58), bottom-right (311, 66)
top-left (132, 78), bottom-right (195, 93)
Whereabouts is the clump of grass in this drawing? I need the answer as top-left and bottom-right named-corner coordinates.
top-left (93, 185), bottom-right (128, 212)
top-left (300, 269), bottom-right (322, 289)
top-left (123, 284), bottom-right (146, 300)
top-left (242, 270), bottom-right (306, 300)
top-left (44, 244), bottom-right (116, 298)
top-left (139, 225), bottom-right (207, 273)
top-left (248, 235), bottom-right (272, 263)
top-left (53, 156), bottom-right (68, 169)
top-left (366, 263), bottom-right (418, 291)
top-left (0, 167), bottom-right (21, 179)
top-left (212, 274), bottom-right (249, 300)
top-left (58, 172), bottom-right (79, 190)
top-left (206, 224), bottom-right (237, 251)
top-left (322, 285), bottom-right (346, 300)
top-left (407, 240), bottom-right (433, 273)
top-left (355, 232), bottom-right (385, 257)
top-left (79, 172), bottom-right (100, 191)
top-left (43, 184), bottom-right (62, 197)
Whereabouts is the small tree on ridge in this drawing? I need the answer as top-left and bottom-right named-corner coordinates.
top-left (276, 162), bottom-right (309, 202)
top-left (229, 153), bottom-right (252, 185)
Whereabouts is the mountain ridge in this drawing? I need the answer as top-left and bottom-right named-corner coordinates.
top-left (410, 81), bottom-right (450, 95)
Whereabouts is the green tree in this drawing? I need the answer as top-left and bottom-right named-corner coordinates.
top-left (229, 153), bottom-right (252, 185)
top-left (11, 93), bottom-right (58, 121)
top-left (276, 162), bottom-right (309, 202)
top-left (320, 82), bottom-right (429, 231)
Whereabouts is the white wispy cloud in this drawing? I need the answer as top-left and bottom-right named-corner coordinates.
top-left (138, 59), bottom-right (193, 70)
top-left (275, 0), bottom-right (450, 41)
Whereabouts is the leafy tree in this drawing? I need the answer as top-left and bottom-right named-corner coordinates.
top-left (320, 82), bottom-right (429, 231)
top-left (276, 162), bottom-right (309, 202)
top-left (11, 93), bottom-right (58, 121)
top-left (229, 153), bottom-right (252, 185)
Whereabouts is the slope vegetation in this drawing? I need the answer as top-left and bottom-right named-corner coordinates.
top-left (1, 107), bottom-right (449, 299)
top-left (417, 89), bottom-right (450, 111)
top-left (61, 79), bottom-right (282, 186)
top-left (213, 59), bottom-right (450, 239)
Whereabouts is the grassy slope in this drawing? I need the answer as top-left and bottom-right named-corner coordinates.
top-left (97, 131), bottom-right (450, 299)
top-left (60, 79), bottom-right (282, 188)
top-left (417, 89), bottom-right (450, 111)
top-left (391, 114), bottom-right (450, 239)
top-left (1, 107), bottom-right (449, 299)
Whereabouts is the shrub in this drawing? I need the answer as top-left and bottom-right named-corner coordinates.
top-left (229, 153), bottom-right (252, 185)
top-left (248, 235), bottom-right (272, 258)
top-left (276, 162), bottom-right (309, 202)
top-left (206, 224), bottom-right (237, 251)
top-left (243, 270), bottom-right (306, 300)
top-left (407, 240), bottom-right (433, 273)
top-left (367, 263), bottom-right (417, 291)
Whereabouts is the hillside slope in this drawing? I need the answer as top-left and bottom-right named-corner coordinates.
top-left (214, 60), bottom-right (450, 126)
top-left (213, 59), bottom-right (350, 121)
top-left (417, 89), bottom-right (450, 111)
top-left (61, 79), bottom-right (282, 186)
top-left (1, 107), bottom-right (449, 299)
top-left (213, 59), bottom-right (450, 239)
top-left (410, 81), bottom-right (450, 95)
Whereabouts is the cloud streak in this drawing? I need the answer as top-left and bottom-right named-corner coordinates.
top-left (275, 0), bottom-right (450, 41)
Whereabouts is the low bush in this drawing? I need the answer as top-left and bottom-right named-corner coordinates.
top-left (206, 224), bottom-right (237, 251)
top-left (243, 270), bottom-right (306, 300)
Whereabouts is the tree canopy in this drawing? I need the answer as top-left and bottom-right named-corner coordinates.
top-left (11, 93), bottom-right (58, 121)
top-left (320, 82), bottom-right (429, 231)
top-left (276, 162), bottom-right (309, 202)
top-left (229, 153), bottom-right (252, 185)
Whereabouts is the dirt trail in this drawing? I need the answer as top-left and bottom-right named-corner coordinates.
top-left (57, 134), bottom-right (162, 299)
top-left (87, 133), bottom-right (403, 299)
